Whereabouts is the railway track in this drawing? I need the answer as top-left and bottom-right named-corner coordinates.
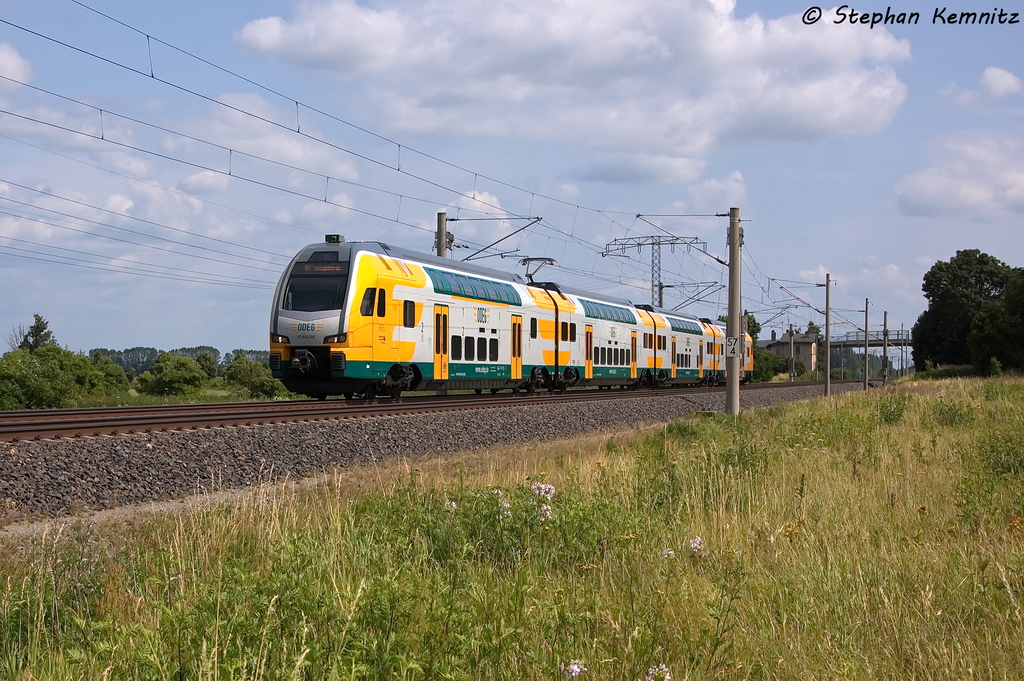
top-left (0, 381), bottom-right (864, 443)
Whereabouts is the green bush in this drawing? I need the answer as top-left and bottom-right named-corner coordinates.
top-left (0, 346), bottom-right (119, 409)
top-left (224, 355), bottom-right (290, 399)
top-left (136, 353), bottom-right (208, 396)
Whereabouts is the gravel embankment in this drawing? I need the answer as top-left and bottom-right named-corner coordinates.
top-left (1, 383), bottom-right (862, 520)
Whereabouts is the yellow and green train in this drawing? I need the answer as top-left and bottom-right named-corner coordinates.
top-left (270, 236), bottom-right (753, 399)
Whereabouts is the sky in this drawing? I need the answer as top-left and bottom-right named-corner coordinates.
top-left (0, 0), bottom-right (1021, 360)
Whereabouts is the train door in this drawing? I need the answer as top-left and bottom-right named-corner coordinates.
top-left (584, 325), bottom-right (593, 379)
top-left (433, 304), bottom-right (449, 380)
top-left (671, 337), bottom-right (677, 379)
top-left (698, 340), bottom-right (705, 380)
top-left (630, 331), bottom-right (638, 379)
top-left (511, 314), bottom-right (523, 380)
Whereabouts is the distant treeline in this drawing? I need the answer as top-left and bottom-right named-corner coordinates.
top-left (90, 346), bottom-right (270, 377)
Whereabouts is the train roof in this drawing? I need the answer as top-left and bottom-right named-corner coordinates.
top-left (292, 238), bottom-right (716, 324)
top-left (294, 240), bottom-right (527, 285)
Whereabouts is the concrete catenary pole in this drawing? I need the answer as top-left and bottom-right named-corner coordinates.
top-left (883, 311), bottom-right (889, 385)
top-left (825, 273), bottom-right (832, 396)
top-left (863, 298), bottom-right (870, 390)
top-left (789, 323), bottom-right (795, 382)
top-left (725, 207), bottom-right (741, 416)
top-left (436, 212), bottom-right (448, 258)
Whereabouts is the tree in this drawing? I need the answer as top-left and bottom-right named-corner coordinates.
top-left (17, 314), bottom-right (56, 353)
top-left (912, 250), bottom-right (1012, 369)
top-left (4, 323), bottom-right (27, 351)
top-left (967, 267), bottom-right (1024, 372)
top-left (89, 352), bottom-right (131, 394)
top-left (136, 353), bottom-right (207, 396)
top-left (806, 321), bottom-right (821, 337)
top-left (196, 350), bottom-right (219, 380)
top-left (752, 345), bottom-right (788, 382)
top-left (716, 313), bottom-right (761, 342)
top-left (0, 345), bottom-right (112, 409)
top-left (224, 354), bottom-right (290, 399)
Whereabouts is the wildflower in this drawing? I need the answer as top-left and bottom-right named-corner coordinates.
top-left (645, 664), bottom-right (672, 680)
top-left (688, 536), bottom-right (706, 557)
top-left (499, 498), bottom-right (511, 519)
top-left (447, 500), bottom-right (457, 511)
top-left (561, 660), bottom-right (588, 677)
top-left (662, 548), bottom-right (675, 559)
top-left (539, 504), bottom-right (553, 520)
top-left (532, 482), bottom-right (556, 500)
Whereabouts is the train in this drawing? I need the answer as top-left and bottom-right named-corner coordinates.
top-left (269, 235), bottom-right (753, 399)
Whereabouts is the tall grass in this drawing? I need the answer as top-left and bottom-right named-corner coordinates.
top-left (2, 378), bottom-right (1023, 679)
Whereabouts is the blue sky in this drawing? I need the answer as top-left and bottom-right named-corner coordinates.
top-left (0, 0), bottom-right (1021, 358)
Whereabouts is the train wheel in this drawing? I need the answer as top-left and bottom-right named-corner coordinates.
top-left (343, 392), bottom-right (354, 400)
top-left (315, 393), bottom-right (327, 401)
top-left (490, 388), bottom-right (500, 394)
top-left (475, 388), bottom-right (483, 395)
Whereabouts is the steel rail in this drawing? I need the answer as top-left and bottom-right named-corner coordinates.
top-left (0, 381), bottom-right (865, 443)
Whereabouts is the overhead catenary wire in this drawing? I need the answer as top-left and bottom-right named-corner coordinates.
top-left (0, 5), bottom-right (862, 316)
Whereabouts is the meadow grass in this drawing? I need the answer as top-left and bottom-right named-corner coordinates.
top-left (2, 378), bottom-right (1023, 679)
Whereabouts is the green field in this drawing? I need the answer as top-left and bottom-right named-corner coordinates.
top-left (2, 378), bottom-right (1023, 679)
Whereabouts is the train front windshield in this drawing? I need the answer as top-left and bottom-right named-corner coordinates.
top-left (283, 259), bottom-right (351, 312)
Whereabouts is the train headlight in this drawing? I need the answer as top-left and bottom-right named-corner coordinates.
top-left (324, 334), bottom-right (347, 344)
top-left (271, 334), bottom-right (290, 344)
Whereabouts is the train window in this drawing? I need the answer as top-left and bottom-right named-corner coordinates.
top-left (530, 317), bottom-right (538, 339)
top-left (403, 300), bottom-right (415, 328)
top-left (489, 338), bottom-right (499, 362)
top-left (465, 337), bottom-right (475, 361)
top-left (625, 350), bottom-right (630, 365)
top-left (376, 289), bottom-right (387, 317)
top-left (434, 314), bottom-right (441, 354)
top-left (360, 288), bottom-right (376, 316)
top-left (560, 321), bottom-right (568, 342)
top-left (612, 348), bottom-right (619, 365)
top-left (600, 346), bottom-right (607, 365)
top-left (569, 323), bottom-right (577, 342)
top-left (706, 341), bottom-right (713, 353)
top-left (451, 336), bottom-right (462, 361)
top-left (477, 337), bottom-right (487, 361)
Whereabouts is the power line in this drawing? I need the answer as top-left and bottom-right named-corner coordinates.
top-left (0, 233), bottom-right (273, 285)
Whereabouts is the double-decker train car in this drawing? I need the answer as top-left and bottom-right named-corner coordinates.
top-left (270, 236), bottom-right (753, 399)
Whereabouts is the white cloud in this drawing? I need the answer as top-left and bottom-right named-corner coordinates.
top-left (689, 171), bottom-right (746, 212)
top-left (237, 0), bottom-right (909, 183)
top-left (168, 93), bottom-right (361, 185)
top-left (0, 43), bottom-right (33, 89)
top-left (298, 193), bottom-right (354, 225)
top-left (179, 170), bottom-right (232, 194)
top-left (950, 67), bottom-right (1024, 108)
top-left (896, 134), bottom-right (1024, 217)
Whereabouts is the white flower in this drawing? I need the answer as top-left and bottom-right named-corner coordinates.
top-left (539, 504), bottom-right (553, 520)
top-left (447, 500), bottom-right (457, 511)
top-left (561, 660), bottom-right (588, 677)
top-left (662, 548), bottom-right (675, 559)
top-left (688, 536), bottom-right (706, 557)
top-left (645, 663), bottom-right (672, 680)
top-left (532, 482), bottom-right (556, 500)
